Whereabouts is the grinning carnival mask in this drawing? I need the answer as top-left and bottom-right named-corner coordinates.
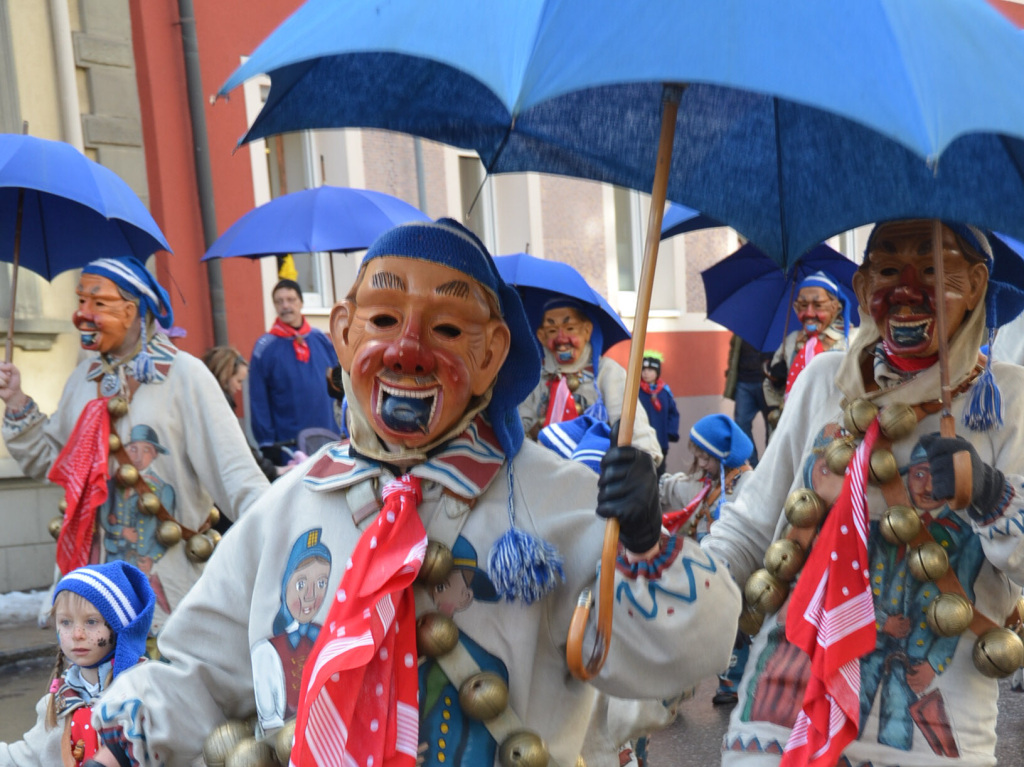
top-left (536, 299), bottom-right (593, 368)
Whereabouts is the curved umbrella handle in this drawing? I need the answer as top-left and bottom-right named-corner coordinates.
top-left (566, 85), bottom-right (683, 681)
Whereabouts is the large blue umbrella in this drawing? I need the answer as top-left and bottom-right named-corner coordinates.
top-left (201, 185), bottom-right (429, 260)
top-left (0, 133), bottom-right (170, 359)
top-left (493, 253), bottom-right (630, 354)
top-left (701, 243), bottom-right (859, 353)
top-left (660, 202), bottom-right (723, 241)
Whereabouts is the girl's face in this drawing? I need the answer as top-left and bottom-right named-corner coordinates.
top-left (692, 446), bottom-right (720, 477)
top-left (227, 364), bottom-right (248, 397)
top-left (55, 593), bottom-right (113, 669)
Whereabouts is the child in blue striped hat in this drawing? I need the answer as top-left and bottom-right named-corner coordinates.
top-left (0, 561), bottom-right (154, 767)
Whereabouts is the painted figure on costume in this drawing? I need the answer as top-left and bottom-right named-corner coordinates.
top-left (251, 528), bottom-right (333, 729)
top-left (418, 537), bottom-right (507, 767)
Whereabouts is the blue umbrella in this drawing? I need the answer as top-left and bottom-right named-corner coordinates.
top-left (701, 243), bottom-right (859, 353)
top-left (201, 185), bottom-right (429, 260)
top-left (0, 133), bottom-right (170, 359)
top-left (660, 202), bottom-right (723, 241)
top-left (493, 253), bottom-right (630, 353)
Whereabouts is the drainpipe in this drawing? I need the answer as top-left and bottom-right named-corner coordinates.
top-left (48, 0), bottom-right (83, 151)
top-left (177, 0), bottom-right (228, 345)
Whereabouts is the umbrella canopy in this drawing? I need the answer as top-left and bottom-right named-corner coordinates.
top-left (220, 0), bottom-right (1024, 267)
top-left (201, 185), bottom-right (429, 261)
top-left (660, 202), bottom-right (722, 240)
top-left (492, 253), bottom-right (630, 353)
top-left (701, 243), bottom-right (859, 353)
top-left (0, 134), bottom-right (170, 279)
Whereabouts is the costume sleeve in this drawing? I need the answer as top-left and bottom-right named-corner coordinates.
top-left (247, 340), bottom-right (274, 448)
top-left (2, 374), bottom-right (83, 481)
top-left (0, 693), bottom-right (64, 767)
top-left (597, 359), bottom-right (663, 466)
top-left (176, 358), bottom-right (269, 521)
top-left (658, 472), bottom-right (704, 511)
top-left (94, 502), bottom-right (270, 767)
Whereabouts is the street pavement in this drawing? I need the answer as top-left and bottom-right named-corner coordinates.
top-left (4, 634), bottom-right (1024, 761)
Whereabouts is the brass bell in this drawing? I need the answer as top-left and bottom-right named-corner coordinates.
top-left (972, 627), bottom-right (1024, 678)
top-left (225, 736), bottom-right (277, 767)
top-left (108, 433), bottom-right (122, 453)
top-left (879, 505), bottom-right (922, 546)
top-left (868, 448), bottom-right (899, 485)
top-left (48, 516), bottom-right (64, 540)
top-left (202, 720), bottom-right (251, 767)
top-left (843, 399), bottom-right (879, 437)
top-left (208, 529), bottom-right (223, 546)
top-left (823, 438), bottom-right (856, 476)
top-left (744, 569), bottom-right (789, 614)
top-left (116, 463), bottom-right (140, 488)
top-left (878, 403), bottom-right (917, 441)
top-left (137, 491), bottom-right (161, 516)
top-left (458, 671), bottom-right (509, 721)
top-left (925, 593), bottom-right (974, 637)
top-left (274, 719), bottom-right (296, 765)
top-left (107, 396), bottom-right (129, 419)
top-left (907, 542), bottom-right (949, 582)
top-left (575, 401), bottom-right (584, 416)
top-left (416, 611), bottom-right (460, 658)
top-left (565, 373), bottom-right (581, 392)
top-left (186, 533), bottom-right (216, 563)
top-left (767, 408), bottom-right (782, 429)
top-left (418, 540), bottom-right (455, 585)
top-left (764, 538), bottom-right (805, 582)
top-left (737, 605), bottom-right (765, 636)
top-left (209, 507), bottom-right (221, 526)
top-left (58, 497), bottom-right (68, 514)
top-left (784, 488), bottom-right (826, 529)
top-left (156, 519), bottom-right (183, 547)
top-left (499, 730), bottom-right (550, 767)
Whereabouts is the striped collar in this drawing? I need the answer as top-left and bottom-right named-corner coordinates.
top-left (303, 414), bottom-right (507, 500)
top-left (85, 333), bottom-right (178, 385)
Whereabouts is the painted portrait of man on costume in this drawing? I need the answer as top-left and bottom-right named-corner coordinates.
top-left (702, 221), bottom-right (1024, 767)
top-left (89, 219), bottom-right (741, 767)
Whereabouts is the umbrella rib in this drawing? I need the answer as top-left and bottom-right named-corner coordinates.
top-left (35, 191), bottom-right (53, 280)
top-left (772, 98), bottom-right (790, 269)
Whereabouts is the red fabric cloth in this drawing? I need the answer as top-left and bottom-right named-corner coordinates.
top-left (781, 420), bottom-right (880, 767)
top-left (291, 475), bottom-right (427, 767)
top-left (640, 380), bottom-right (666, 411)
top-left (70, 705), bottom-right (99, 766)
top-left (543, 375), bottom-right (578, 427)
top-left (662, 478), bottom-right (711, 535)
top-left (881, 342), bottom-right (938, 372)
top-left (270, 317), bottom-right (313, 363)
top-left (784, 335), bottom-right (823, 398)
top-left (47, 398), bottom-right (110, 574)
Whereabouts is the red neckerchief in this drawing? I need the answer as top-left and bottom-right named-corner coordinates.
top-left (881, 341), bottom-right (938, 372)
top-left (782, 420), bottom-right (880, 767)
top-left (47, 398), bottom-right (111, 574)
top-left (291, 475), bottom-right (427, 767)
top-left (543, 376), bottom-right (577, 427)
top-left (640, 380), bottom-right (666, 411)
top-left (784, 335), bottom-right (822, 397)
top-left (270, 317), bottom-right (313, 363)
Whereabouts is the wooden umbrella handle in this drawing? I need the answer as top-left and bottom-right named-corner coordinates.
top-left (931, 220), bottom-right (973, 510)
top-left (566, 84), bottom-right (684, 681)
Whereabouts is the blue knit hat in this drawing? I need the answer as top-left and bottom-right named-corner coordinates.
top-left (53, 562), bottom-right (155, 679)
top-left (537, 414), bottom-right (612, 473)
top-left (82, 256), bottom-right (174, 384)
top-left (363, 218), bottom-right (539, 459)
top-left (689, 414), bottom-right (753, 470)
top-left (363, 219), bottom-right (558, 604)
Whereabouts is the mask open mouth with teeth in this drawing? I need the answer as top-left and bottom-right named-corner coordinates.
top-left (888, 316), bottom-right (933, 349)
top-left (374, 378), bottom-right (441, 435)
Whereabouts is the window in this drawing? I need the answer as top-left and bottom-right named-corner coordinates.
top-left (458, 154), bottom-right (496, 252)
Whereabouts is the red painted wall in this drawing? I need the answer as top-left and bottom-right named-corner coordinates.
top-left (129, 1), bottom-right (303, 360)
top-left (604, 330), bottom-right (731, 398)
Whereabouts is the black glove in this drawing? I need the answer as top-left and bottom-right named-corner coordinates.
top-left (597, 423), bottom-right (661, 552)
top-left (919, 433), bottom-right (1007, 520)
top-left (767, 360), bottom-right (788, 385)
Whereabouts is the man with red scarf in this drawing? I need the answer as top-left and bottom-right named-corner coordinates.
top-left (248, 279), bottom-right (339, 464)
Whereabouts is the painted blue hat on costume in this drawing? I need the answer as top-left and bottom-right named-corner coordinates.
top-left (272, 528), bottom-right (332, 644)
top-left (363, 218), bottom-right (559, 604)
top-left (53, 561), bottom-right (155, 679)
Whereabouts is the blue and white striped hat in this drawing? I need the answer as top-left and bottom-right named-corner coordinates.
top-left (82, 256), bottom-right (173, 328)
top-left (53, 561), bottom-right (155, 678)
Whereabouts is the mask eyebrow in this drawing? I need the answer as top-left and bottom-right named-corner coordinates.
top-left (435, 280), bottom-right (470, 299)
top-left (370, 271), bottom-right (407, 292)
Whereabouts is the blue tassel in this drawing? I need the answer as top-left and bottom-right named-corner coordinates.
top-left (487, 463), bottom-right (565, 603)
top-left (131, 350), bottom-right (155, 384)
top-left (963, 330), bottom-right (1002, 432)
top-left (487, 527), bottom-right (565, 604)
